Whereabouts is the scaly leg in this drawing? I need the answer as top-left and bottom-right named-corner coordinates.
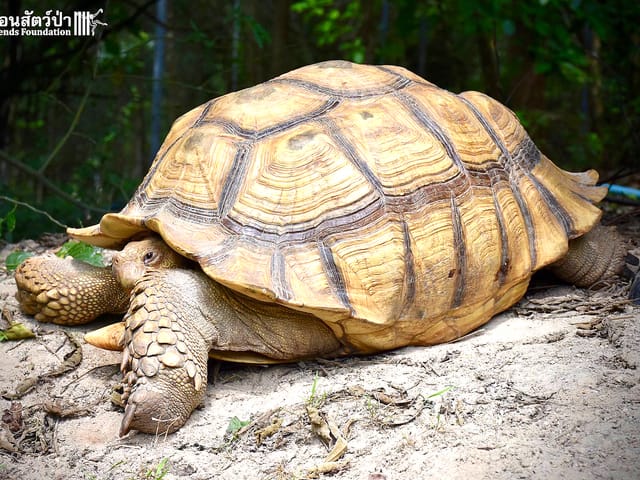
top-left (119, 268), bottom-right (215, 436)
top-left (14, 254), bottom-right (129, 325)
top-left (119, 267), bottom-right (345, 435)
top-left (549, 225), bottom-right (627, 287)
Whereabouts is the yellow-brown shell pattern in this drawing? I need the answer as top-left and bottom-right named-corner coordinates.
top-left (72, 61), bottom-right (606, 351)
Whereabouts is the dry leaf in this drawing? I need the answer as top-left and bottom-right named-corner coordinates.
top-left (306, 405), bottom-right (331, 448)
top-left (255, 417), bottom-right (282, 446)
top-left (306, 460), bottom-right (349, 478)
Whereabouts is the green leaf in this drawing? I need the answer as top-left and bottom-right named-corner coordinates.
top-left (226, 416), bottom-right (250, 435)
top-left (5, 251), bottom-right (34, 271)
top-left (56, 241), bottom-right (105, 267)
top-left (0, 203), bottom-right (18, 236)
top-left (2, 204), bottom-right (17, 235)
top-left (145, 457), bottom-right (170, 480)
top-left (426, 385), bottom-right (453, 398)
top-left (559, 61), bottom-right (588, 84)
top-left (351, 50), bottom-right (365, 64)
top-left (534, 61), bottom-right (552, 74)
top-left (5, 208), bottom-right (16, 232)
top-left (246, 16), bottom-right (271, 49)
top-left (0, 322), bottom-right (36, 341)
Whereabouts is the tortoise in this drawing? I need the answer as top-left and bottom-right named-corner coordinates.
top-left (14, 60), bottom-right (626, 436)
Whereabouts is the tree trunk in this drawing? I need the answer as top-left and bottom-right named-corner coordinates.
top-left (271, 0), bottom-right (291, 77)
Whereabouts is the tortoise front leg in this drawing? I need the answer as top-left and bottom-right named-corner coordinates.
top-left (119, 268), bottom-right (216, 435)
top-left (118, 267), bottom-right (345, 435)
top-left (14, 254), bottom-right (129, 325)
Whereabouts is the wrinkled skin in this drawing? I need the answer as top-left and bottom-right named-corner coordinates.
top-left (111, 236), bottom-right (192, 289)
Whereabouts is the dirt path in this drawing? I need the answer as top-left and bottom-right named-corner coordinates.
top-left (0, 240), bottom-right (639, 480)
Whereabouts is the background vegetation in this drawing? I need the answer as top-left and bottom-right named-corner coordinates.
top-left (1, 0), bottom-right (639, 240)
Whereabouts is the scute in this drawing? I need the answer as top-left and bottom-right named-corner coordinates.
top-left (68, 61), bottom-right (606, 351)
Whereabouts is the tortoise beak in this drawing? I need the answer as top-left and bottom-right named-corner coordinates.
top-left (112, 256), bottom-right (146, 290)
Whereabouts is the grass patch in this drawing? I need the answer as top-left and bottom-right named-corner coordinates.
top-left (143, 457), bottom-right (170, 480)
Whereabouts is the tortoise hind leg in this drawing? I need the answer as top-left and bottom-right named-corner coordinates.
top-left (548, 224), bottom-right (626, 287)
top-left (622, 248), bottom-right (640, 304)
top-left (14, 254), bottom-right (129, 325)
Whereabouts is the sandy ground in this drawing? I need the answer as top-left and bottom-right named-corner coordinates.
top-left (0, 237), bottom-right (639, 480)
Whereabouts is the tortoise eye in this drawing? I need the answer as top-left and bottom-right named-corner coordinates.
top-left (143, 251), bottom-right (156, 265)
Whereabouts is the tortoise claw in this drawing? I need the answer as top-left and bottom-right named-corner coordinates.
top-left (120, 402), bottom-right (136, 437)
top-left (119, 384), bottom-right (187, 436)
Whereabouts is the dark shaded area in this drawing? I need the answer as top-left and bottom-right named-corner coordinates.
top-left (0, 0), bottom-right (638, 240)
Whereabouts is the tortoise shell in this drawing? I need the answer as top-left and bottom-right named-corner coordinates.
top-left (69, 60), bottom-right (606, 353)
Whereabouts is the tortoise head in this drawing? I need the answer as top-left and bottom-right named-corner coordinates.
top-left (112, 235), bottom-right (190, 290)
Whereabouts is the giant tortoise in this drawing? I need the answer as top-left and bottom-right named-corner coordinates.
top-left (14, 60), bottom-right (626, 436)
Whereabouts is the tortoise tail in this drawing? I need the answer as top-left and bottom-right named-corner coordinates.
top-left (530, 154), bottom-right (607, 240)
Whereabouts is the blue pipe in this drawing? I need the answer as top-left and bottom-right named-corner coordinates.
top-left (603, 183), bottom-right (640, 201)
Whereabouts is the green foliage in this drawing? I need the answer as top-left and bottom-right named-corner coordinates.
top-left (226, 416), bottom-right (251, 435)
top-left (306, 373), bottom-right (327, 408)
top-left (143, 458), bottom-right (170, 480)
top-left (5, 251), bottom-right (35, 271)
top-left (5, 241), bottom-right (103, 272)
top-left (56, 241), bottom-right (105, 267)
top-left (292, 0), bottom-right (366, 62)
top-left (1, 0), bottom-right (638, 243)
top-left (0, 204), bottom-right (17, 239)
top-left (244, 15), bottom-right (271, 49)
top-left (188, 20), bottom-right (217, 49)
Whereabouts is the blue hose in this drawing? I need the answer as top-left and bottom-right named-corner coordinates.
top-left (602, 183), bottom-right (640, 201)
